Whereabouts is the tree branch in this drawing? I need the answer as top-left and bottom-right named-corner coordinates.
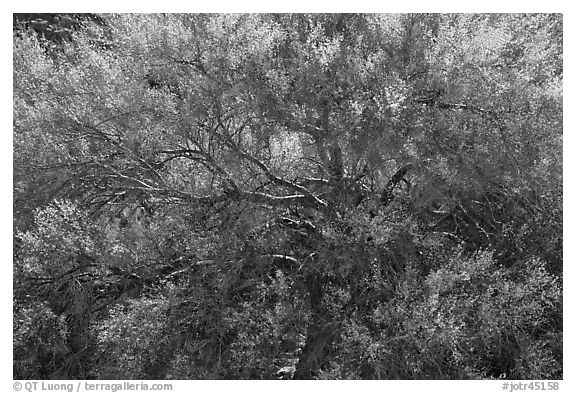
top-left (214, 133), bottom-right (328, 208)
top-left (414, 97), bottom-right (497, 117)
top-left (380, 163), bottom-right (412, 206)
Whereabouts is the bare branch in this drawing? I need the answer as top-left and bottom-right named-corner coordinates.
top-left (214, 133), bottom-right (328, 208)
top-left (413, 97), bottom-right (498, 117)
top-left (380, 164), bottom-right (412, 206)
top-left (297, 177), bottom-right (330, 187)
top-left (103, 165), bottom-right (162, 192)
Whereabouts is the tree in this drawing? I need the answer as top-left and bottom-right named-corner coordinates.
top-left (13, 13), bottom-right (562, 379)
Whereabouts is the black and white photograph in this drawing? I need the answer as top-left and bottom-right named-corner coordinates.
top-left (11, 8), bottom-right (564, 386)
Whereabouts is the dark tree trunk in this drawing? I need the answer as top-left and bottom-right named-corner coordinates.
top-left (381, 164), bottom-right (411, 206)
top-left (293, 273), bottom-right (333, 379)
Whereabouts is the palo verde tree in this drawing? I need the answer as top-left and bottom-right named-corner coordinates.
top-left (14, 13), bottom-right (561, 379)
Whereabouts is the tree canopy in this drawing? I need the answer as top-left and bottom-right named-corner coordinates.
top-left (13, 13), bottom-right (562, 380)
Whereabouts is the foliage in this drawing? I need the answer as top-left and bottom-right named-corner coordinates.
top-left (13, 301), bottom-right (69, 379)
top-left (13, 13), bottom-right (562, 380)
